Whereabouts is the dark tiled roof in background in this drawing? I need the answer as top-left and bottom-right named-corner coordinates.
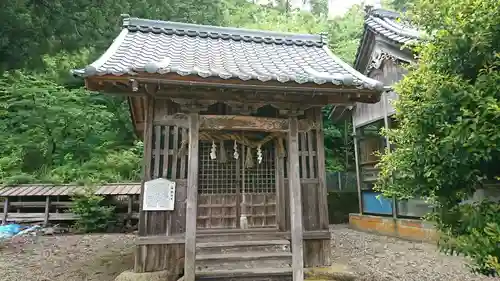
top-left (0, 183), bottom-right (141, 197)
top-left (74, 17), bottom-right (383, 91)
top-left (365, 8), bottom-right (422, 44)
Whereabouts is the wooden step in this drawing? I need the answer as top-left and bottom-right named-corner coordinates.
top-left (195, 267), bottom-right (293, 281)
top-left (198, 228), bottom-right (278, 234)
top-left (196, 252), bottom-right (292, 271)
top-left (197, 239), bottom-right (290, 255)
top-left (197, 231), bottom-right (287, 242)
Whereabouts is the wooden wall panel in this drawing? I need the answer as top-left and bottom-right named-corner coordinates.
top-left (354, 60), bottom-right (408, 128)
top-left (136, 99), bottom-right (187, 273)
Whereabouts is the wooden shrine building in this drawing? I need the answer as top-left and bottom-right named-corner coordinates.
top-left (73, 15), bottom-right (383, 281)
top-left (330, 7), bottom-right (434, 229)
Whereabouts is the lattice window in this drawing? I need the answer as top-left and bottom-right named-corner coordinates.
top-left (198, 141), bottom-right (238, 194)
top-left (244, 143), bottom-right (276, 194)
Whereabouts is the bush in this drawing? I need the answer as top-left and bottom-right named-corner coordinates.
top-left (69, 185), bottom-right (116, 233)
top-left (437, 201), bottom-right (500, 276)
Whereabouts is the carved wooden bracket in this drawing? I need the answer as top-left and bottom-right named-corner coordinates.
top-left (170, 98), bottom-right (218, 113)
top-left (144, 83), bottom-right (159, 95)
top-left (226, 102), bottom-right (265, 115)
top-left (153, 114), bottom-right (318, 132)
top-left (272, 104), bottom-right (312, 117)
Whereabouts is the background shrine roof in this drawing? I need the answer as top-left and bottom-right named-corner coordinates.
top-left (0, 183), bottom-right (140, 196)
top-left (73, 16), bottom-right (383, 91)
top-left (364, 8), bottom-right (422, 45)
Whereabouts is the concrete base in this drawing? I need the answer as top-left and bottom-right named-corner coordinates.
top-left (349, 213), bottom-right (438, 242)
top-left (114, 270), bottom-right (177, 281)
top-left (305, 264), bottom-right (357, 281)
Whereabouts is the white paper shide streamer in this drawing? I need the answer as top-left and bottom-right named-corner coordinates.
top-left (210, 140), bottom-right (217, 160)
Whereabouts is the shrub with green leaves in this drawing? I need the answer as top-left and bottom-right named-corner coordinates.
top-left (436, 201), bottom-right (500, 276)
top-left (70, 185), bottom-right (116, 233)
top-left (375, 0), bottom-right (500, 275)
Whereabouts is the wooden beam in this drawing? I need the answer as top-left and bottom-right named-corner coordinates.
top-left (88, 74), bottom-right (380, 95)
top-left (152, 114), bottom-right (318, 132)
top-left (288, 116), bottom-right (304, 281)
top-left (201, 115), bottom-right (290, 132)
top-left (136, 230), bottom-right (331, 245)
top-left (184, 112), bottom-right (200, 281)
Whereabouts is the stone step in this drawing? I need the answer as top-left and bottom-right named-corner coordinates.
top-left (197, 239), bottom-right (290, 255)
top-left (195, 252), bottom-right (292, 271)
top-left (195, 267), bottom-right (293, 281)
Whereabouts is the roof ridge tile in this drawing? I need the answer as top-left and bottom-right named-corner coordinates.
top-left (123, 17), bottom-right (325, 47)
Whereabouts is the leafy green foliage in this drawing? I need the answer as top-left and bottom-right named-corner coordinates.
top-left (437, 201), bottom-right (500, 276)
top-left (327, 5), bottom-right (365, 64)
top-left (375, 0), bottom-right (500, 274)
top-left (310, 0), bottom-right (328, 16)
top-left (322, 107), bottom-right (354, 171)
top-left (0, 0), bottom-right (226, 71)
top-left (70, 186), bottom-right (116, 233)
top-left (0, 54), bottom-right (142, 185)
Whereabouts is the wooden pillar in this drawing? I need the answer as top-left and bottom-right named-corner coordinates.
top-left (184, 112), bottom-right (200, 281)
top-left (275, 139), bottom-right (286, 231)
top-left (381, 91), bottom-right (397, 219)
top-left (138, 95), bottom-right (154, 236)
top-left (2, 198), bottom-right (8, 224)
top-left (128, 195), bottom-right (133, 216)
top-left (352, 115), bottom-right (363, 214)
top-left (288, 115), bottom-right (304, 281)
top-left (315, 108), bottom-right (329, 229)
top-left (43, 196), bottom-right (50, 226)
top-left (134, 95), bottom-right (154, 272)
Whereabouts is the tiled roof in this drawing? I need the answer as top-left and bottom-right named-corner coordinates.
top-left (0, 183), bottom-right (141, 197)
top-left (365, 8), bottom-right (422, 44)
top-left (74, 16), bottom-right (383, 91)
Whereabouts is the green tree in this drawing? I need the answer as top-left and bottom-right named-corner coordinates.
top-left (311, 0), bottom-right (328, 16)
top-left (327, 4), bottom-right (365, 64)
top-left (376, 0), bottom-right (500, 274)
top-left (0, 53), bottom-right (142, 185)
top-left (70, 185), bottom-right (116, 233)
top-left (0, 0), bottom-right (225, 71)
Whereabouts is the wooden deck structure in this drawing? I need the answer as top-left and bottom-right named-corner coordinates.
top-left (73, 15), bottom-right (383, 281)
top-left (0, 183), bottom-right (140, 225)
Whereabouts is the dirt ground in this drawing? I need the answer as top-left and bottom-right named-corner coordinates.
top-left (0, 233), bottom-right (136, 281)
top-left (329, 225), bottom-right (498, 281)
top-left (0, 225), bottom-right (498, 281)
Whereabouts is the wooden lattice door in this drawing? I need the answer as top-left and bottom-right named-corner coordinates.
top-left (197, 141), bottom-right (277, 229)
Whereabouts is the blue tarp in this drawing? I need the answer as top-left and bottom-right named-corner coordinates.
top-left (362, 191), bottom-right (393, 215)
top-left (0, 224), bottom-right (22, 239)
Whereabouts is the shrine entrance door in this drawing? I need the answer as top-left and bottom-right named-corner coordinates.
top-left (196, 139), bottom-right (278, 230)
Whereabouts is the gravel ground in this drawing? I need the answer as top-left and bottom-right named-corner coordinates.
top-left (0, 226), bottom-right (497, 281)
top-left (330, 224), bottom-right (498, 281)
top-left (0, 233), bottom-right (136, 281)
